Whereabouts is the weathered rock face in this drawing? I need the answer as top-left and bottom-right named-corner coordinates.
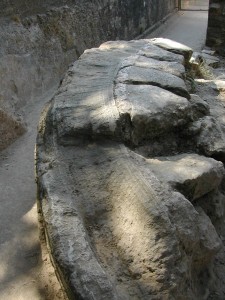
top-left (36, 38), bottom-right (225, 299)
top-left (188, 79), bottom-right (225, 161)
top-left (0, 0), bottom-right (176, 150)
top-left (0, 109), bottom-right (26, 150)
top-left (206, 0), bottom-right (225, 56)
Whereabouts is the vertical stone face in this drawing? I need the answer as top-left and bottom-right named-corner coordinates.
top-left (206, 0), bottom-right (225, 56)
top-left (36, 39), bottom-right (225, 300)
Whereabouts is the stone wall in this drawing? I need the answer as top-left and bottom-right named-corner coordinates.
top-left (0, 0), bottom-right (177, 150)
top-left (206, 0), bottom-right (225, 56)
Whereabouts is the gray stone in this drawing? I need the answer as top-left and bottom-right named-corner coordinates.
top-left (146, 154), bottom-right (225, 201)
top-left (189, 94), bottom-right (210, 120)
top-left (197, 190), bottom-right (225, 222)
top-left (196, 79), bottom-right (225, 91)
top-left (201, 52), bottom-right (220, 68)
top-left (207, 0), bottom-right (225, 56)
top-left (191, 52), bottom-right (220, 68)
top-left (0, 0), bottom-right (177, 148)
top-left (0, 109), bottom-right (26, 151)
top-left (136, 55), bottom-right (185, 77)
top-left (202, 49), bottom-right (216, 56)
top-left (194, 116), bottom-right (225, 159)
top-left (121, 55), bottom-right (186, 78)
top-left (115, 83), bottom-right (191, 145)
top-left (190, 80), bottom-right (225, 160)
top-left (36, 39), bottom-right (224, 300)
top-left (138, 42), bottom-right (185, 64)
top-left (116, 65), bottom-right (190, 99)
top-left (151, 38), bottom-right (193, 64)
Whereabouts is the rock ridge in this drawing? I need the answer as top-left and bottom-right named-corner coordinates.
top-left (0, 0), bottom-right (177, 150)
top-left (36, 38), bottom-right (225, 299)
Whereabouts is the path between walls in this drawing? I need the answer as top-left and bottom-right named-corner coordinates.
top-left (146, 10), bottom-right (208, 51)
top-left (0, 87), bottom-right (66, 300)
top-left (0, 9), bottom-right (209, 300)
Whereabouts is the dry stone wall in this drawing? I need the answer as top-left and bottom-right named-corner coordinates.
top-left (207, 0), bottom-right (225, 56)
top-left (0, 0), bottom-right (176, 150)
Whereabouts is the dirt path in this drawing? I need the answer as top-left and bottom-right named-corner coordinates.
top-left (0, 88), bottom-right (66, 299)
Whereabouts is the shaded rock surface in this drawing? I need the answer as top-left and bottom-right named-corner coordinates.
top-left (207, 0), bottom-right (225, 56)
top-left (189, 79), bottom-right (225, 161)
top-left (36, 39), bottom-right (225, 299)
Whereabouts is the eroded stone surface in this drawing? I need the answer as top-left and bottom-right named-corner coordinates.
top-left (0, 109), bottom-right (26, 150)
top-left (116, 65), bottom-right (190, 98)
top-left (115, 83), bottom-right (191, 145)
top-left (121, 55), bottom-right (186, 78)
top-left (36, 39), bottom-right (225, 299)
top-left (188, 79), bottom-right (225, 160)
top-left (147, 154), bottom-right (224, 201)
top-left (1, 1), bottom-right (177, 150)
top-left (151, 37), bottom-right (193, 64)
top-left (138, 42), bottom-right (185, 64)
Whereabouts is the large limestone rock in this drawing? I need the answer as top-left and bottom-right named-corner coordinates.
top-left (36, 39), bottom-right (225, 299)
top-left (147, 154), bottom-right (225, 201)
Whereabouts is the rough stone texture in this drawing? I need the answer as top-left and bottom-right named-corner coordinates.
top-left (201, 52), bottom-right (220, 68)
top-left (188, 79), bottom-right (225, 161)
top-left (116, 65), bottom-right (190, 98)
top-left (0, 0), bottom-right (177, 150)
top-left (0, 109), bottom-right (26, 150)
top-left (115, 83), bottom-right (191, 145)
top-left (207, 0), bottom-right (225, 56)
top-left (121, 55), bottom-right (186, 78)
top-left (36, 39), bottom-right (225, 299)
top-left (138, 43), bottom-right (185, 64)
top-left (151, 37), bottom-right (193, 65)
top-left (147, 154), bottom-right (225, 201)
top-left (191, 52), bottom-right (220, 69)
top-left (188, 94), bottom-right (210, 119)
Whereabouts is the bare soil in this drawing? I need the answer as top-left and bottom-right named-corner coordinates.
top-left (0, 87), bottom-right (66, 299)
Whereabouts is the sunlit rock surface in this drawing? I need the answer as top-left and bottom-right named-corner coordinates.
top-left (36, 39), bottom-right (225, 299)
top-left (147, 154), bottom-right (224, 201)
